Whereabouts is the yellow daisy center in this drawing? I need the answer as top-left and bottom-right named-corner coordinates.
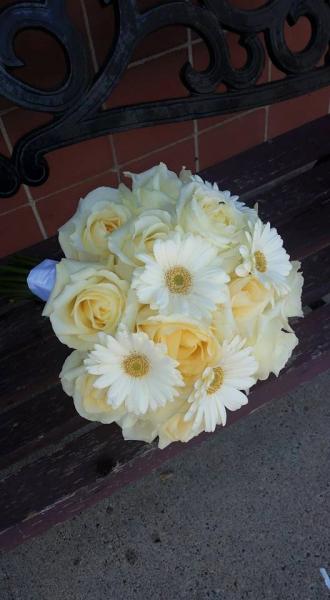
top-left (165, 266), bottom-right (192, 295)
top-left (123, 353), bottom-right (150, 378)
top-left (254, 250), bottom-right (267, 273)
top-left (207, 366), bottom-right (224, 395)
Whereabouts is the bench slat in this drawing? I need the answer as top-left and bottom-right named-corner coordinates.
top-left (0, 300), bottom-right (50, 358)
top-left (0, 159), bottom-right (329, 469)
top-left (301, 247), bottom-right (330, 306)
top-left (0, 241), bottom-right (329, 468)
top-left (278, 196), bottom-right (330, 260)
top-left (1, 186), bottom-right (328, 384)
top-left (0, 337), bottom-right (69, 411)
top-left (0, 117), bottom-right (329, 550)
top-left (1, 302), bottom-right (329, 551)
top-left (1, 159), bottom-right (329, 365)
top-left (0, 386), bottom-right (82, 469)
top-left (200, 115), bottom-right (330, 197)
top-left (250, 162), bottom-right (330, 227)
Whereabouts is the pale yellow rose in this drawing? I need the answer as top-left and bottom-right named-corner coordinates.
top-left (43, 259), bottom-right (129, 350)
top-left (59, 187), bottom-right (132, 262)
top-left (158, 407), bottom-right (202, 449)
top-left (109, 208), bottom-right (174, 267)
top-left (137, 315), bottom-right (220, 384)
top-left (122, 162), bottom-right (182, 210)
top-left (231, 275), bottom-right (274, 336)
top-left (213, 275), bottom-right (273, 342)
top-left (213, 274), bottom-right (299, 379)
top-left (60, 351), bottom-right (125, 424)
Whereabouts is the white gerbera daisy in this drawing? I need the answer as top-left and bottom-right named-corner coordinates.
top-left (185, 337), bottom-right (257, 432)
top-left (84, 331), bottom-right (184, 416)
top-left (235, 219), bottom-right (291, 292)
top-left (132, 232), bottom-right (229, 320)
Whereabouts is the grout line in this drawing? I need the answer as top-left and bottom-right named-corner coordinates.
top-left (128, 43), bottom-right (188, 69)
top-left (198, 108), bottom-right (257, 135)
top-left (0, 202), bottom-right (29, 218)
top-left (264, 106), bottom-right (269, 142)
top-left (30, 199), bottom-right (48, 239)
top-left (109, 35), bottom-right (202, 180)
top-left (264, 59), bottom-right (272, 141)
top-left (0, 116), bottom-right (13, 154)
top-left (35, 168), bottom-right (118, 202)
top-left (127, 37), bottom-right (203, 69)
top-left (23, 184), bottom-right (47, 238)
top-left (119, 133), bottom-right (196, 169)
top-left (80, 0), bottom-right (99, 73)
top-left (193, 119), bottom-right (200, 172)
top-left (187, 29), bottom-right (200, 172)
top-left (79, 0), bottom-right (121, 184)
top-left (0, 117), bottom-right (47, 238)
top-left (109, 135), bottom-right (121, 184)
top-left (0, 106), bottom-right (18, 118)
top-left (118, 110), bottom-right (261, 170)
top-left (79, 0), bottom-right (203, 74)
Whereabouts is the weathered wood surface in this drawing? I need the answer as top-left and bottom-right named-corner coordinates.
top-left (250, 161), bottom-right (330, 227)
top-left (0, 167), bottom-right (329, 468)
top-left (0, 302), bottom-right (329, 551)
top-left (200, 115), bottom-right (330, 197)
top-left (0, 327), bottom-right (69, 410)
top-left (1, 240), bottom-right (329, 470)
top-left (0, 117), bottom-right (329, 550)
top-left (0, 386), bottom-right (82, 469)
top-left (301, 247), bottom-right (330, 306)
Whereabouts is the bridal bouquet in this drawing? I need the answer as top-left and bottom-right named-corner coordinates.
top-left (29, 163), bottom-right (303, 448)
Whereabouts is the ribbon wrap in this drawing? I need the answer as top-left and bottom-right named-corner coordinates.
top-left (27, 259), bottom-right (58, 301)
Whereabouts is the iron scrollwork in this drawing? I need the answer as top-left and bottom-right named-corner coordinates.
top-left (0, 0), bottom-right (329, 197)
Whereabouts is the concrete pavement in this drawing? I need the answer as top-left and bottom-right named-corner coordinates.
top-left (1, 371), bottom-right (329, 600)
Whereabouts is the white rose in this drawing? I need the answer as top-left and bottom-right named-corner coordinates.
top-left (119, 394), bottom-right (199, 448)
top-left (61, 352), bottom-right (198, 446)
top-left (59, 187), bottom-right (132, 262)
top-left (60, 351), bottom-right (125, 424)
top-left (177, 179), bottom-right (257, 270)
top-left (43, 259), bottom-right (129, 350)
top-left (119, 400), bottom-right (178, 444)
top-left (122, 162), bottom-right (182, 210)
top-left (109, 208), bottom-right (175, 267)
top-left (278, 261), bottom-right (304, 321)
top-left (252, 315), bottom-right (298, 380)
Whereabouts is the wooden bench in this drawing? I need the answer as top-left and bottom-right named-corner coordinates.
top-left (1, 116), bottom-right (330, 550)
top-left (0, 1), bottom-right (330, 551)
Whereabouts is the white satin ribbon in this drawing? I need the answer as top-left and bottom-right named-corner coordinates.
top-left (27, 259), bottom-right (58, 302)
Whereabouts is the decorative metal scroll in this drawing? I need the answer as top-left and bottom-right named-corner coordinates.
top-left (0, 0), bottom-right (330, 197)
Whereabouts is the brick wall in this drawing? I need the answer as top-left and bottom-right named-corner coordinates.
top-left (0, 0), bottom-right (329, 257)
